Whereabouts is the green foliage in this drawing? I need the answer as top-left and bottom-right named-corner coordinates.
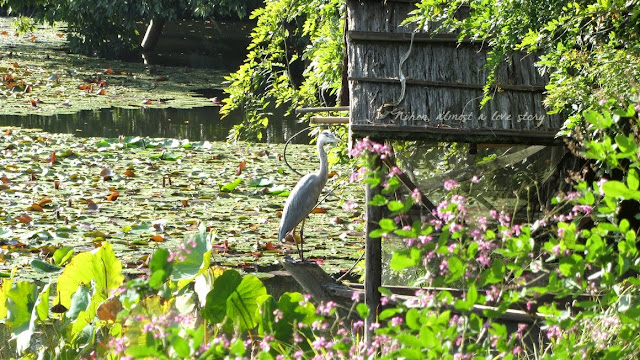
top-left (350, 103), bottom-right (640, 358)
top-left (221, 0), bottom-right (345, 140)
top-left (1, 0), bottom-right (260, 57)
top-left (406, 0), bottom-right (640, 118)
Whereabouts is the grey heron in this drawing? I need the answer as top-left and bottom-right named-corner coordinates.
top-left (278, 130), bottom-right (341, 260)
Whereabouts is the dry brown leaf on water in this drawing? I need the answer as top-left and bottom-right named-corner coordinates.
top-left (236, 160), bottom-right (247, 175)
top-left (28, 203), bottom-right (43, 212)
top-left (100, 168), bottom-right (114, 180)
top-left (56, 33), bottom-right (63, 38)
top-left (181, 199), bottom-right (189, 208)
top-left (107, 192), bottom-right (119, 201)
top-left (124, 169), bottom-right (135, 177)
top-left (16, 214), bottom-right (32, 224)
top-left (47, 152), bottom-right (56, 164)
top-left (38, 198), bottom-right (52, 206)
top-left (150, 235), bottom-right (164, 242)
top-left (12, 62), bottom-right (18, 68)
top-left (311, 208), bottom-right (327, 214)
top-left (96, 297), bottom-right (123, 322)
top-left (86, 199), bottom-right (99, 211)
top-left (261, 241), bottom-right (278, 250)
top-left (328, 171), bottom-right (338, 178)
top-left (0, 31), bottom-right (8, 35)
top-left (29, 35), bottom-right (36, 42)
top-left (103, 68), bottom-right (114, 74)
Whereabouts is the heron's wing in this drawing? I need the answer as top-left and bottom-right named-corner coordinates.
top-left (278, 174), bottom-right (324, 241)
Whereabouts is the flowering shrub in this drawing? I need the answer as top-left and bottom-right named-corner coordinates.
top-left (0, 106), bottom-right (638, 359)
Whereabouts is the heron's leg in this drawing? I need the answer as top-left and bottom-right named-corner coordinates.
top-left (292, 226), bottom-right (301, 258)
top-left (299, 218), bottom-right (306, 261)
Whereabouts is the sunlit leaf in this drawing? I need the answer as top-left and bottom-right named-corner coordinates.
top-left (220, 178), bottom-right (243, 192)
top-left (31, 259), bottom-right (63, 273)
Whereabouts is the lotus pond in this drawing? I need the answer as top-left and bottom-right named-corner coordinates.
top-left (0, 128), bottom-right (364, 283)
top-left (0, 17), bottom-right (364, 284)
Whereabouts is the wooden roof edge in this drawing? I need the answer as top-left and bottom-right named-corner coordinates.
top-left (349, 124), bottom-right (565, 145)
top-left (296, 106), bottom-right (349, 114)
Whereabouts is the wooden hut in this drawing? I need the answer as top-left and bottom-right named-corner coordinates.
top-left (292, 0), bottom-right (565, 345)
top-left (346, 0), bottom-right (564, 144)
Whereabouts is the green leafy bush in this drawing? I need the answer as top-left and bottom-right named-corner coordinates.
top-left (221, 0), bottom-right (345, 141)
top-left (0, 0), bottom-right (260, 57)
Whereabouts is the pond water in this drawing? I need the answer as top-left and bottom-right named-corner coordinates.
top-left (0, 18), bottom-right (311, 144)
top-left (0, 106), bottom-right (310, 143)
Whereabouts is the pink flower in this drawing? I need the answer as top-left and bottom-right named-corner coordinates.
top-left (444, 179), bottom-right (459, 191)
top-left (439, 259), bottom-right (449, 275)
top-left (471, 175), bottom-right (480, 184)
top-left (411, 188), bottom-right (422, 203)
top-left (546, 324), bottom-right (562, 340)
top-left (344, 201), bottom-right (357, 212)
top-left (388, 166), bottom-right (402, 178)
top-left (390, 316), bottom-right (403, 327)
top-left (597, 178), bottom-right (608, 195)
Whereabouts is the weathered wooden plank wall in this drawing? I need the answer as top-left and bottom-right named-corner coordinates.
top-left (346, 0), bottom-right (564, 144)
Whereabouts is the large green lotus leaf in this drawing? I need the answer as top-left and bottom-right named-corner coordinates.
top-left (226, 275), bottom-right (267, 331)
top-left (172, 228), bottom-right (212, 282)
top-left (202, 270), bottom-right (242, 324)
top-left (0, 275), bottom-right (13, 320)
top-left (91, 242), bottom-right (124, 301)
top-left (70, 286), bottom-right (101, 343)
top-left (148, 248), bottom-right (172, 290)
top-left (67, 283), bottom-right (91, 320)
top-left (57, 252), bottom-right (95, 309)
top-left (7, 281), bottom-right (38, 353)
top-left (35, 282), bottom-right (51, 322)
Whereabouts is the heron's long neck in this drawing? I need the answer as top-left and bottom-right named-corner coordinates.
top-left (317, 140), bottom-right (328, 180)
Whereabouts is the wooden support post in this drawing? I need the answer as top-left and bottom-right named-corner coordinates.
top-left (364, 154), bottom-right (383, 344)
top-left (141, 18), bottom-right (165, 51)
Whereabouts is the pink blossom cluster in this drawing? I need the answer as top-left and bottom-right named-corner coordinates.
top-left (168, 238), bottom-right (198, 262)
top-left (316, 300), bottom-right (338, 316)
top-left (350, 137), bottom-right (393, 159)
top-left (140, 311), bottom-right (196, 339)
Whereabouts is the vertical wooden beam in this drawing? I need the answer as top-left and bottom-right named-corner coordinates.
top-left (141, 18), bottom-right (165, 51)
top-left (364, 154), bottom-right (383, 344)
